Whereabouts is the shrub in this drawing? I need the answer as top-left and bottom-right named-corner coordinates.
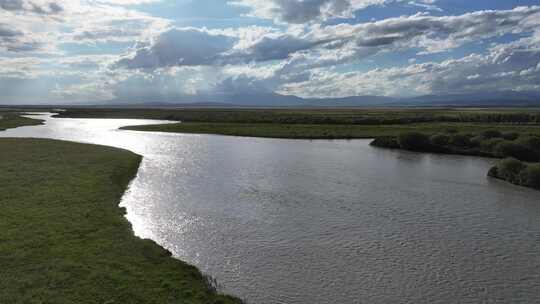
top-left (370, 136), bottom-right (399, 148)
top-left (521, 164), bottom-right (540, 188)
top-left (445, 128), bottom-right (458, 134)
top-left (495, 158), bottom-right (527, 183)
top-left (430, 134), bottom-right (450, 146)
top-left (398, 132), bottom-right (431, 151)
top-left (516, 135), bottom-right (540, 151)
top-left (470, 135), bottom-right (484, 147)
top-left (481, 130), bottom-right (502, 139)
top-left (449, 134), bottom-right (472, 147)
top-left (480, 138), bottom-right (504, 152)
top-left (501, 132), bottom-right (519, 141)
top-left (494, 141), bottom-right (539, 161)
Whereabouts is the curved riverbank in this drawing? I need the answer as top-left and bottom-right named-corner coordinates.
top-left (0, 138), bottom-right (241, 303)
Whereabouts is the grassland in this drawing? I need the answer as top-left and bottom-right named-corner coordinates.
top-left (121, 121), bottom-right (540, 139)
top-left (55, 107), bottom-right (540, 125)
top-left (0, 112), bottom-right (43, 130)
top-left (0, 138), bottom-right (241, 304)
top-left (56, 107), bottom-right (540, 139)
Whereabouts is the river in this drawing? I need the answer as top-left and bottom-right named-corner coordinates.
top-left (2, 113), bottom-right (540, 303)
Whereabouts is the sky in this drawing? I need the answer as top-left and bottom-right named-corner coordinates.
top-left (1, 0), bottom-right (540, 104)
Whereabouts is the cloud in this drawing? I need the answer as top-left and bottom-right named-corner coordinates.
top-left (117, 6), bottom-right (540, 71)
top-left (0, 0), bottom-right (63, 14)
top-left (3, 1), bottom-right (540, 104)
top-left (407, 0), bottom-right (441, 12)
top-left (0, 22), bottom-right (44, 52)
top-left (115, 28), bottom-right (236, 69)
top-left (278, 35), bottom-right (540, 98)
top-left (229, 0), bottom-right (387, 23)
top-left (0, 0), bottom-right (171, 54)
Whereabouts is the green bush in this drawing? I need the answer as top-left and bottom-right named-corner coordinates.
top-left (370, 136), bottom-right (399, 148)
top-left (494, 141), bottom-right (539, 161)
top-left (495, 158), bottom-right (527, 183)
top-left (470, 135), bottom-right (484, 147)
top-left (449, 134), bottom-right (472, 147)
top-left (480, 138), bottom-right (504, 152)
top-left (430, 134), bottom-right (450, 146)
top-left (398, 132), bottom-right (432, 151)
top-left (481, 130), bottom-right (502, 139)
top-left (501, 132), bottom-right (519, 140)
top-left (516, 135), bottom-right (540, 150)
top-left (521, 164), bottom-right (540, 188)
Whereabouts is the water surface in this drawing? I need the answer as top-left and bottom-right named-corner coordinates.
top-left (3, 114), bottom-right (540, 303)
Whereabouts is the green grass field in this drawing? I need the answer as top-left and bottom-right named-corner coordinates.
top-left (0, 138), bottom-right (241, 304)
top-left (0, 112), bottom-right (43, 130)
top-left (122, 122), bottom-right (540, 139)
top-left (55, 107), bottom-right (540, 139)
top-left (55, 107), bottom-right (540, 125)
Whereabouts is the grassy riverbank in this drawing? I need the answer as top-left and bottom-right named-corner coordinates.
top-left (121, 121), bottom-right (540, 139)
top-left (54, 108), bottom-right (540, 125)
top-left (54, 107), bottom-right (540, 139)
top-left (0, 112), bottom-right (43, 130)
top-left (0, 138), bottom-right (241, 304)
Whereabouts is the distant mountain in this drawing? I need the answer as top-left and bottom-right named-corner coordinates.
top-left (109, 93), bottom-right (305, 107)
top-left (303, 91), bottom-right (540, 107)
top-left (304, 95), bottom-right (399, 107)
top-left (104, 90), bottom-right (540, 108)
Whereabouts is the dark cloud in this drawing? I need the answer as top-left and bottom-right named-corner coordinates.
top-left (0, 0), bottom-right (63, 14)
top-left (231, 0), bottom-right (383, 24)
top-left (0, 23), bottom-right (22, 37)
top-left (0, 22), bottom-right (43, 52)
top-left (116, 28), bottom-right (236, 69)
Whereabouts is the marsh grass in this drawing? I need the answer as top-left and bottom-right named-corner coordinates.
top-left (0, 112), bottom-right (43, 130)
top-left (121, 122), bottom-right (540, 139)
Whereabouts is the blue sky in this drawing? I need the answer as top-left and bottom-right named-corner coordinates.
top-left (1, 0), bottom-right (540, 104)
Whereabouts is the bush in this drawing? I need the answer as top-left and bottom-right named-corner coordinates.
top-left (481, 130), bottom-right (502, 139)
top-left (449, 134), bottom-right (472, 147)
top-left (495, 158), bottom-right (527, 183)
top-left (516, 135), bottom-right (540, 151)
top-left (430, 134), bottom-right (450, 146)
top-left (398, 132), bottom-right (431, 151)
top-left (470, 135), bottom-right (484, 147)
top-left (501, 132), bottom-right (519, 141)
top-left (480, 138), bottom-right (504, 152)
top-left (521, 164), bottom-right (540, 189)
top-left (370, 136), bottom-right (399, 148)
top-left (494, 141), bottom-right (539, 161)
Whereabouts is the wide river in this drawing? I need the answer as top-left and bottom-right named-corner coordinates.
top-left (2, 114), bottom-right (540, 303)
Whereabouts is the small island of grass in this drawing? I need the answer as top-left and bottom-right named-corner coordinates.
top-left (0, 138), bottom-right (241, 304)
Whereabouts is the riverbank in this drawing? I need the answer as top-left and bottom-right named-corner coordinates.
top-left (0, 112), bottom-right (43, 130)
top-left (122, 122), bottom-right (540, 139)
top-left (52, 107), bottom-right (540, 139)
top-left (0, 138), bottom-right (242, 303)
